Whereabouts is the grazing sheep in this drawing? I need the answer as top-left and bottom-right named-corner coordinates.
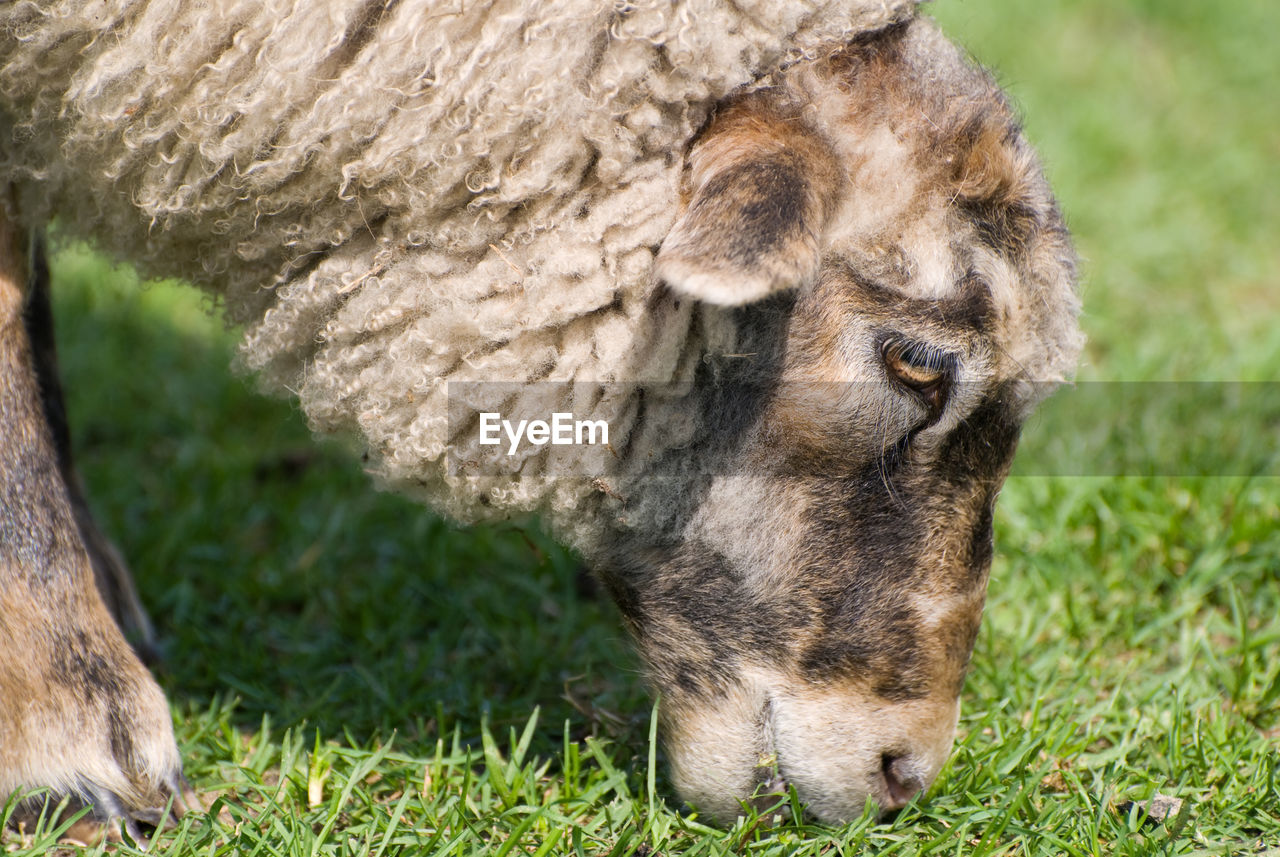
top-left (0, 0), bottom-right (1082, 834)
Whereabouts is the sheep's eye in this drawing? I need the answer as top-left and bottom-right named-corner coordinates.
top-left (881, 338), bottom-right (953, 413)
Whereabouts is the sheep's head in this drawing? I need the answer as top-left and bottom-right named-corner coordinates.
top-left (595, 19), bottom-right (1081, 824)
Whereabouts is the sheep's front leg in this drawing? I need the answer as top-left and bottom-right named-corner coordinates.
top-left (21, 232), bottom-right (159, 663)
top-left (0, 206), bottom-right (189, 844)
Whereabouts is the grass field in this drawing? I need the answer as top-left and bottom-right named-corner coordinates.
top-left (4, 0), bottom-right (1279, 853)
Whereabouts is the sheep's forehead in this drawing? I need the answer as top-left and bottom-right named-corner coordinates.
top-left (814, 91), bottom-right (1017, 347)
top-left (788, 19), bottom-right (1080, 387)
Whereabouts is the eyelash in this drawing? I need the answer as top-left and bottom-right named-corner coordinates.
top-left (879, 336), bottom-right (955, 417)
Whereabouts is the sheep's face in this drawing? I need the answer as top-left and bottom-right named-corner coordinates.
top-left (598, 20), bottom-right (1080, 824)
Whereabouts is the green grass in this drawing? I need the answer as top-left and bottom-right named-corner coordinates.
top-left (4, 0), bottom-right (1279, 853)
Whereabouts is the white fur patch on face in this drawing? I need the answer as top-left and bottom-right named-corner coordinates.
top-left (664, 673), bottom-right (772, 823)
top-left (895, 207), bottom-right (959, 300)
top-left (768, 683), bottom-right (959, 822)
top-left (663, 665), bottom-right (961, 824)
top-left (815, 123), bottom-right (961, 304)
top-left (824, 126), bottom-right (917, 248)
top-left (909, 586), bottom-right (986, 635)
top-left (686, 475), bottom-right (799, 588)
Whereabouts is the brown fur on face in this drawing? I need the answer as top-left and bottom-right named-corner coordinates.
top-left (596, 15), bottom-right (1081, 825)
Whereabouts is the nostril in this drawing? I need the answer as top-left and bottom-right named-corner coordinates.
top-left (880, 754), bottom-right (924, 809)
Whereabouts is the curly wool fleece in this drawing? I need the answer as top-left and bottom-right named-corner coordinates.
top-left (0, 0), bottom-right (919, 547)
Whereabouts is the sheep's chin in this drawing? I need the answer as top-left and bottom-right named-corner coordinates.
top-left (661, 669), bottom-right (959, 824)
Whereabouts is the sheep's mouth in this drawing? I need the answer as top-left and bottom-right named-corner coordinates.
top-left (746, 765), bottom-right (791, 815)
top-left (746, 694), bottom-right (791, 814)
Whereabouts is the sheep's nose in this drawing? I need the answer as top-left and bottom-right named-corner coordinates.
top-left (880, 754), bottom-right (926, 809)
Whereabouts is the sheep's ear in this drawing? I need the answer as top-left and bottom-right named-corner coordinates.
top-left (656, 99), bottom-right (840, 306)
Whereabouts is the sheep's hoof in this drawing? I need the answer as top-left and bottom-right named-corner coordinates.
top-left (0, 591), bottom-right (192, 850)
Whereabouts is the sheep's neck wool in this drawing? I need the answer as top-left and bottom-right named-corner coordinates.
top-left (0, 0), bottom-right (920, 553)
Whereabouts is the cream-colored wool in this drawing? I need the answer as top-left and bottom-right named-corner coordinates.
top-left (0, 0), bottom-right (922, 551)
